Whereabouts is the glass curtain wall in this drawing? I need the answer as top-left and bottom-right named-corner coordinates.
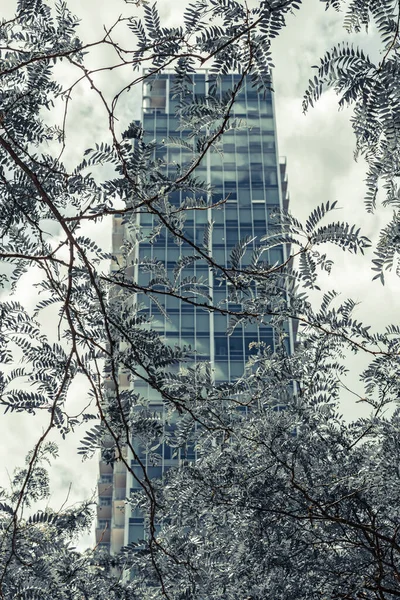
top-left (96, 72), bottom-right (292, 552)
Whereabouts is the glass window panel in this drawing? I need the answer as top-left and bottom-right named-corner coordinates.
top-left (139, 248), bottom-right (150, 261)
top-left (254, 220), bottom-right (266, 232)
top-left (182, 336), bottom-right (194, 349)
top-left (252, 205), bottom-right (266, 220)
top-left (250, 143), bottom-right (262, 153)
top-left (259, 328), bottom-right (274, 348)
top-left (98, 519), bottom-right (111, 529)
top-left (194, 80), bottom-right (205, 95)
top-left (237, 188), bottom-right (250, 204)
top-left (181, 302), bottom-right (194, 312)
top-left (196, 337), bottom-right (210, 355)
top-left (181, 314), bottom-right (194, 330)
top-left (251, 170), bottom-right (264, 183)
top-left (147, 466), bottom-right (163, 479)
top-left (131, 466), bottom-right (145, 488)
top-left (221, 77), bottom-right (233, 92)
top-left (237, 170), bottom-right (250, 184)
top-left (222, 133), bottom-right (235, 145)
top-left (247, 101), bottom-right (259, 113)
top-left (224, 171), bottom-right (236, 183)
top-left (213, 226), bottom-right (224, 245)
top-left (265, 169), bottom-right (278, 186)
top-left (229, 336), bottom-right (243, 356)
top-left (213, 291), bottom-right (227, 306)
top-left (226, 228), bottom-right (239, 244)
top-left (167, 246), bottom-right (180, 262)
top-left (195, 168), bottom-right (207, 180)
top-left (230, 361), bottom-right (244, 378)
top-left (165, 313), bottom-right (179, 332)
top-left (240, 226), bottom-right (252, 238)
top-left (129, 523), bottom-right (144, 543)
top-left (99, 497), bottom-right (112, 506)
top-left (233, 101), bottom-right (246, 113)
top-left (225, 206), bottom-right (238, 221)
top-left (214, 337), bottom-right (228, 356)
top-left (140, 213), bottom-right (153, 225)
top-left (210, 172), bottom-right (223, 185)
top-left (264, 153), bottom-right (276, 166)
top-left (252, 189), bottom-right (265, 201)
top-left (260, 117), bottom-right (274, 130)
top-left (270, 248), bottom-right (283, 264)
top-left (236, 145), bottom-right (248, 154)
top-left (266, 189), bottom-right (279, 203)
top-left (156, 115), bottom-right (168, 128)
top-left (213, 209), bottom-right (225, 224)
top-left (196, 313), bottom-right (209, 330)
top-left (236, 154), bottom-right (250, 167)
top-left (153, 231), bottom-right (166, 246)
top-left (165, 296), bottom-right (179, 309)
top-left (181, 247), bottom-right (195, 256)
top-left (195, 210), bottom-right (208, 224)
top-left (214, 314), bottom-right (227, 331)
top-left (214, 361), bottom-right (229, 381)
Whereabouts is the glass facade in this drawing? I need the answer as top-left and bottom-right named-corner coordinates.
top-left (96, 73), bottom-right (292, 554)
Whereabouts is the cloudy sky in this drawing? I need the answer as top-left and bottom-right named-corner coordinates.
top-left (0, 0), bottom-right (397, 549)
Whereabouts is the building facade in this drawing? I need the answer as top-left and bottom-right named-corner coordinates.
top-left (96, 73), bottom-right (293, 554)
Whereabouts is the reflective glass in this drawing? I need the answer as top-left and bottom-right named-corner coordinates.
top-left (124, 74), bottom-right (290, 547)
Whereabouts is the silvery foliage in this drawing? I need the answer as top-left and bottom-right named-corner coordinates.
top-left (0, 0), bottom-right (399, 598)
top-left (306, 0), bottom-right (400, 283)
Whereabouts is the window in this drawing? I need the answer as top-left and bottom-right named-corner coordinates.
top-left (181, 314), bottom-right (194, 331)
top-left (230, 361), bottom-right (244, 378)
top-left (260, 117), bottom-right (274, 130)
top-left (98, 519), bottom-right (110, 529)
top-left (214, 313), bottom-right (227, 331)
top-left (99, 497), bottom-right (111, 506)
top-left (237, 170), bottom-right (250, 185)
top-left (196, 337), bottom-right (210, 356)
top-left (214, 361), bottom-right (229, 381)
top-left (264, 153), bottom-right (276, 167)
top-left (240, 226), bottom-right (253, 239)
top-left (215, 337), bottom-right (228, 356)
top-left (213, 225), bottom-right (224, 246)
top-left (265, 169), bottom-right (278, 186)
top-left (270, 248), bottom-right (283, 265)
top-left (196, 314), bottom-right (209, 331)
top-left (226, 228), bottom-right (239, 244)
top-left (224, 181), bottom-right (237, 191)
top-left (147, 466), bottom-right (162, 479)
top-left (129, 518), bottom-right (144, 543)
top-left (229, 336), bottom-right (243, 356)
top-left (251, 169), bottom-right (264, 184)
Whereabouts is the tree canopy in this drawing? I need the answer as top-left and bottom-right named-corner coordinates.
top-left (0, 0), bottom-right (400, 599)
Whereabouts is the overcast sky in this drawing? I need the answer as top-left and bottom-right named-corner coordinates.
top-left (0, 0), bottom-right (397, 550)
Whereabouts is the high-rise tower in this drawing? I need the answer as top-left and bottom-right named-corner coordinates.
top-left (96, 73), bottom-right (293, 554)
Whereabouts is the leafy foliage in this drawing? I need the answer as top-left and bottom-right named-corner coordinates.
top-left (0, 0), bottom-right (399, 599)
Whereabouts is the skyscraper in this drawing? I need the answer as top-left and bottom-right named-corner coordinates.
top-left (96, 72), bottom-right (293, 554)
